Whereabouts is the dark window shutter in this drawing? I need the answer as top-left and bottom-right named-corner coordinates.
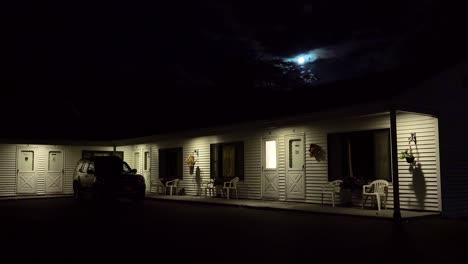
top-left (236, 142), bottom-right (244, 180)
top-left (177, 148), bottom-right (183, 180)
top-left (210, 144), bottom-right (216, 179)
top-left (158, 149), bottom-right (167, 179)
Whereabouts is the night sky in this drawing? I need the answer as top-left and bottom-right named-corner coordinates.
top-left (1, 1), bottom-right (467, 140)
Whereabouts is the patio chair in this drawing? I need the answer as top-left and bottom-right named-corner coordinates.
top-left (222, 177), bottom-right (239, 199)
top-left (321, 180), bottom-right (343, 207)
top-left (151, 179), bottom-right (166, 194)
top-left (165, 179), bottom-right (180, 196)
top-left (201, 179), bottom-right (215, 197)
top-left (362, 180), bottom-right (389, 211)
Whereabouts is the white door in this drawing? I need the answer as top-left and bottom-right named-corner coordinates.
top-left (134, 152), bottom-right (141, 172)
top-left (46, 150), bottom-right (64, 193)
top-left (285, 134), bottom-right (305, 199)
top-left (17, 149), bottom-right (37, 194)
top-left (143, 150), bottom-right (151, 191)
top-left (262, 138), bottom-right (279, 199)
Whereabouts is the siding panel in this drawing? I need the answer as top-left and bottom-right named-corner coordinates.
top-left (0, 144), bottom-right (17, 196)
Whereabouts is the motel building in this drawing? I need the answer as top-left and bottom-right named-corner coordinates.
top-left (1, 61), bottom-right (468, 218)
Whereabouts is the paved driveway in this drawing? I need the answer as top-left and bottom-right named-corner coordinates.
top-left (1, 198), bottom-right (467, 264)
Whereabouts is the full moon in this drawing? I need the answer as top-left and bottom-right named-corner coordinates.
top-left (297, 56), bottom-right (305, 65)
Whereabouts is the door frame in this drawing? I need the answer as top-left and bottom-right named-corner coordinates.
top-left (45, 148), bottom-right (65, 193)
top-left (16, 146), bottom-right (38, 194)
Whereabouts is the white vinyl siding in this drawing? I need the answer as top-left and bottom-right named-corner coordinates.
top-left (245, 112), bottom-right (439, 211)
top-left (124, 133), bottom-right (262, 199)
top-left (0, 112), bottom-right (440, 213)
top-left (394, 61), bottom-right (467, 216)
top-left (396, 112), bottom-right (440, 211)
top-left (0, 145), bottom-right (113, 197)
top-left (0, 144), bottom-right (17, 196)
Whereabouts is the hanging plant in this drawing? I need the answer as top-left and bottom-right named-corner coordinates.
top-left (399, 147), bottom-right (415, 164)
top-left (309, 144), bottom-right (326, 162)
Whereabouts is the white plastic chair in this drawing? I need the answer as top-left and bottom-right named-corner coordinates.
top-left (151, 179), bottom-right (166, 194)
top-left (201, 179), bottom-right (215, 197)
top-left (321, 180), bottom-right (343, 207)
top-left (222, 177), bottom-right (239, 199)
top-left (165, 179), bottom-right (180, 196)
top-left (362, 180), bottom-right (389, 211)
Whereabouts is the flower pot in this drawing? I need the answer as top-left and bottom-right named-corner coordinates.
top-left (406, 157), bottom-right (415, 164)
top-left (189, 165), bottom-right (194, 175)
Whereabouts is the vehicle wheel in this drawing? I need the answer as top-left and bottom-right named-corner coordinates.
top-left (73, 182), bottom-right (82, 200)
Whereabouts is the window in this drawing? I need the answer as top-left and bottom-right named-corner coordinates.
top-left (210, 141), bottom-right (244, 180)
top-left (159, 148), bottom-right (183, 180)
top-left (20, 151), bottom-right (34, 171)
top-left (144, 151), bottom-right (150, 171)
top-left (48, 151), bottom-right (62, 172)
top-left (123, 162), bottom-right (131, 173)
top-left (265, 140), bottom-right (277, 169)
top-left (289, 139), bottom-right (304, 169)
top-left (327, 129), bottom-right (391, 182)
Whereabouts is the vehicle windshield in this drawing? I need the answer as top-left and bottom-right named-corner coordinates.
top-left (123, 162), bottom-right (132, 173)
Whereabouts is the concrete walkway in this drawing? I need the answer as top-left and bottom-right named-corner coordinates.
top-left (146, 194), bottom-right (440, 219)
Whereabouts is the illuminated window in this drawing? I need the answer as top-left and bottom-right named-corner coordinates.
top-left (265, 140), bottom-right (277, 169)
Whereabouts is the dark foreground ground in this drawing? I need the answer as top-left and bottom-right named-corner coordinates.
top-left (1, 198), bottom-right (467, 264)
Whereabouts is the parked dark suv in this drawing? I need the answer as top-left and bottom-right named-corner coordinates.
top-left (73, 156), bottom-right (146, 200)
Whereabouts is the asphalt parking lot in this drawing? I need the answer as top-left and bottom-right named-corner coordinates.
top-left (1, 197), bottom-right (467, 264)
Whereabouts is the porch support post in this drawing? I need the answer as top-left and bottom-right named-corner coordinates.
top-left (390, 108), bottom-right (402, 223)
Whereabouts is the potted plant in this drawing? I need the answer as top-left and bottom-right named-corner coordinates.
top-left (340, 176), bottom-right (362, 207)
top-left (185, 154), bottom-right (197, 174)
top-left (399, 148), bottom-right (415, 164)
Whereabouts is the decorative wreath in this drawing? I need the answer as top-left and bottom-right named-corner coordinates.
top-left (309, 144), bottom-right (326, 162)
top-left (185, 154), bottom-right (197, 167)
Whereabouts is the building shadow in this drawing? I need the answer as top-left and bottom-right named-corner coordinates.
top-left (409, 163), bottom-right (427, 209)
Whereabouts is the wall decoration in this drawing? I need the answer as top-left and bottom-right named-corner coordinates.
top-left (309, 143), bottom-right (326, 162)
